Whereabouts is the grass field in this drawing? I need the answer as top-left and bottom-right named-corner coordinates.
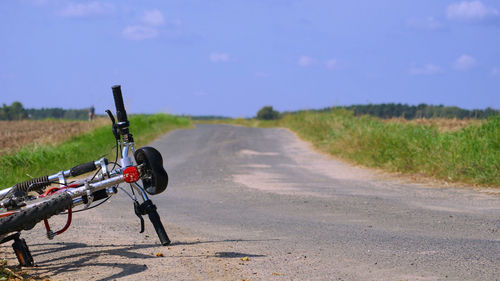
top-left (198, 111), bottom-right (499, 187)
top-left (0, 114), bottom-right (191, 188)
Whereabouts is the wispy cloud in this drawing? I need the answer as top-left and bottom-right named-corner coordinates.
top-left (491, 67), bottom-right (500, 76)
top-left (325, 59), bottom-right (338, 70)
top-left (122, 25), bottom-right (158, 40)
top-left (409, 64), bottom-right (443, 75)
top-left (141, 9), bottom-right (164, 26)
top-left (298, 56), bottom-right (342, 69)
top-left (58, 1), bottom-right (114, 18)
top-left (406, 17), bottom-right (444, 30)
top-left (453, 54), bottom-right (476, 70)
top-left (446, 1), bottom-right (499, 22)
top-left (298, 56), bottom-right (316, 67)
top-left (122, 9), bottom-right (170, 40)
top-left (210, 52), bottom-right (231, 63)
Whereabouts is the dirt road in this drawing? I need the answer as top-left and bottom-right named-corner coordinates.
top-left (1, 124), bottom-right (499, 280)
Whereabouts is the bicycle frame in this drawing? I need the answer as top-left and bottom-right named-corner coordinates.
top-left (0, 107), bottom-right (148, 209)
top-left (0, 85), bottom-right (171, 266)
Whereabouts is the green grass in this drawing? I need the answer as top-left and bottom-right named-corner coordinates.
top-left (0, 114), bottom-right (191, 188)
top-left (198, 110), bottom-right (499, 186)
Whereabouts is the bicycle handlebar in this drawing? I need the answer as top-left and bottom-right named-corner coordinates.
top-left (111, 85), bottom-right (128, 124)
top-left (144, 200), bottom-right (171, 245)
top-left (69, 161), bottom-right (97, 177)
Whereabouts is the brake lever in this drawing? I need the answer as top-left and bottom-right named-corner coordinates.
top-left (133, 201), bottom-right (145, 233)
top-left (105, 109), bottom-right (116, 124)
top-left (105, 110), bottom-right (120, 141)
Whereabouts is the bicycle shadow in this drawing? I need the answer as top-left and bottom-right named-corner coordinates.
top-left (23, 239), bottom-right (270, 281)
top-left (27, 242), bottom-right (157, 281)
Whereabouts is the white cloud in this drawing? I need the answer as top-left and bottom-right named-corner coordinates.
top-left (141, 9), bottom-right (164, 26)
top-left (58, 1), bottom-right (114, 18)
top-left (210, 52), bottom-right (230, 63)
top-left (446, 1), bottom-right (499, 21)
top-left (120, 9), bottom-right (176, 41)
top-left (325, 59), bottom-right (338, 70)
top-left (406, 17), bottom-right (444, 30)
top-left (298, 56), bottom-right (316, 67)
top-left (491, 67), bottom-right (500, 76)
top-left (122, 25), bottom-right (158, 40)
top-left (453, 54), bottom-right (476, 70)
top-left (409, 64), bottom-right (443, 75)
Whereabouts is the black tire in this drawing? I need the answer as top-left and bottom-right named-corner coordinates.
top-left (0, 193), bottom-right (73, 236)
top-left (134, 146), bottom-right (168, 195)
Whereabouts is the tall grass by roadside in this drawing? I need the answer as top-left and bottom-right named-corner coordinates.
top-left (0, 114), bottom-right (191, 188)
top-left (283, 110), bottom-right (499, 186)
top-left (198, 110), bottom-right (499, 186)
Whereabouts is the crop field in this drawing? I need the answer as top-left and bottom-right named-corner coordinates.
top-left (384, 117), bottom-right (485, 132)
top-left (0, 118), bottom-right (108, 155)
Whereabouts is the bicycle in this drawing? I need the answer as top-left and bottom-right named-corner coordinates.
top-left (0, 85), bottom-right (171, 266)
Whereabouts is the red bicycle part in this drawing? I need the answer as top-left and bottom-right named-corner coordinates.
top-left (42, 186), bottom-right (74, 236)
top-left (42, 187), bottom-right (62, 197)
top-left (123, 166), bottom-right (140, 183)
top-left (0, 211), bottom-right (18, 218)
top-left (43, 208), bottom-right (72, 236)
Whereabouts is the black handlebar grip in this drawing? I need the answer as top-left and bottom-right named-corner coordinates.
top-left (111, 85), bottom-right (128, 123)
top-left (70, 161), bottom-right (97, 177)
top-left (143, 200), bottom-right (171, 246)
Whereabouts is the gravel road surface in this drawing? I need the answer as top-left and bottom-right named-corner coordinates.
top-left (1, 124), bottom-right (499, 280)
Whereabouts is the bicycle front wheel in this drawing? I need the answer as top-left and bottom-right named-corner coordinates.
top-left (0, 193), bottom-right (73, 236)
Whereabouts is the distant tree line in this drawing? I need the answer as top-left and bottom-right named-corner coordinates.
top-left (0, 101), bottom-right (90, 121)
top-left (25, 108), bottom-right (90, 120)
top-left (314, 103), bottom-right (499, 119)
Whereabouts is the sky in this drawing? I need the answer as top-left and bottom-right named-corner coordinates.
top-left (1, 0), bottom-right (499, 117)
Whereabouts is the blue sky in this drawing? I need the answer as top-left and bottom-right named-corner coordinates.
top-left (1, 0), bottom-right (499, 117)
